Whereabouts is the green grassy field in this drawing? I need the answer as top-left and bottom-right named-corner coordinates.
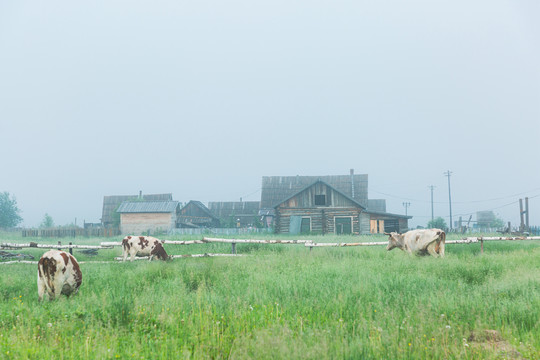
top-left (0, 232), bottom-right (539, 359)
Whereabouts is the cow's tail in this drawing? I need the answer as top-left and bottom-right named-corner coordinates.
top-left (121, 237), bottom-right (130, 258)
top-left (38, 256), bottom-right (57, 293)
top-left (434, 230), bottom-right (446, 257)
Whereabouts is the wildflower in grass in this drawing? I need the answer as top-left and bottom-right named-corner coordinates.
top-left (445, 325), bottom-right (451, 329)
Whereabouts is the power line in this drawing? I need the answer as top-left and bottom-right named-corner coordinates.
top-left (402, 202), bottom-right (410, 216)
top-left (370, 187), bottom-right (540, 204)
top-left (408, 195), bottom-right (539, 219)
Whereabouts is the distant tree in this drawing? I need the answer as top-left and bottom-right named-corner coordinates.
top-left (40, 213), bottom-right (54, 228)
top-left (427, 217), bottom-right (447, 230)
top-left (0, 192), bottom-right (23, 228)
top-left (490, 217), bottom-right (505, 229)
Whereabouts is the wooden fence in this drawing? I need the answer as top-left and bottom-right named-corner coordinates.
top-left (22, 228), bottom-right (120, 238)
top-left (1, 236), bottom-right (539, 263)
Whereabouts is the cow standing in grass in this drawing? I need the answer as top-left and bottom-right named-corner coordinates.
top-left (37, 250), bottom-right (82, 301)
top-left (122, 236), bottom-right (169, 262)
top-left (386, 228), bottom-right (446, 257)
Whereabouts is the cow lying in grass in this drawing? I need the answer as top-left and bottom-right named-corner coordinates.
top-left (122, 236), bottom-right (169, 262)
top-left (386, 228), bottom-right (446, 257)
top-left (37, 250), bottom-right (82, 301)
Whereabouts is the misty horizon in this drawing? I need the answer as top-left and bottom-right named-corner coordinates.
top-left (2, 1), bottom-right (539, 230)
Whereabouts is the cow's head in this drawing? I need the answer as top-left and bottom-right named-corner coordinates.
top-left (385, 232), bottom-right (404, 251)
top-left (151, 242), bottom-right (169, 261)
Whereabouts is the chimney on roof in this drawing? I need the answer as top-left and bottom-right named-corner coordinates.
top-left (350, 169), bottom-right (355, 198)
top-left (139, 190), bottom-right (142, 199)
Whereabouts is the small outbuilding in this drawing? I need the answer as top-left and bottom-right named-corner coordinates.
top-left (101, 192), bottom-right (173, 228)
top-left (116, 200), bottom-right (179, 235)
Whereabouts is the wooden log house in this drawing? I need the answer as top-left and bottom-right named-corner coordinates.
top-left (260, 171), bottom-right (411, 235)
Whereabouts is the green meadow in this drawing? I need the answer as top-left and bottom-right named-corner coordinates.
top-left (0, 233), bottom-right (539, 359)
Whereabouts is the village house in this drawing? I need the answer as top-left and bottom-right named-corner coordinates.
top-left (101, 192), bottom-right (173, 229)
top-left (260, 170), bottom-right (410, 235)
top-left (208, 201), bottom-right (261, 227)
top-left (177, 200), bottom-right (221, 228)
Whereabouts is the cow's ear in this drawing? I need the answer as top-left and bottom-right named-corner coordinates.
top-left (384, 232), bottom-right (391, 236)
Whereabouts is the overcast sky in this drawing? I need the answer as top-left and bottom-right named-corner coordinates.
top-left (1, 1), bottom-right (539, 229)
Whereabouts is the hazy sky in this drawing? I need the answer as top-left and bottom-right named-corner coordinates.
top-left (1, 1), bottom-right (539, 229)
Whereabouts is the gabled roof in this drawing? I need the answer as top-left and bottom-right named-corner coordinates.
top-left (261, 174), bottom-right (368, 209)
top-left (181, 200), bottom-right (219, 220)
top-left (116, 201), bottom-right (179, 213)
top-left (273, 179), bottom-right (367, 210)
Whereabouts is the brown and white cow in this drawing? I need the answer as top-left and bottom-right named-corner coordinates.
top-left (37, 250), bottom-right (82, 301)
top-left (386, 228), bottom-right (446, 257)
top-left (122, 235), bottom-right (169, 262)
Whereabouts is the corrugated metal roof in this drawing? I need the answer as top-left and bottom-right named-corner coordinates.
top-left (116, 201), bottom-right (179, 213)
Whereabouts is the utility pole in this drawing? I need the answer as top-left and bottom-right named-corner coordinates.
top-left (444, 170), bottom-right (453, 230)
top-left (402, 202), bottom-right (410, 216)
top-left (428, 185), bottom-right (435, 221)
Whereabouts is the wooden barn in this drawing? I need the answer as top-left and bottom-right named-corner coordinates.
top-left (101, 192), bottom-right (173, 228)
top-left (260, 170), bottom-right (411, 235)
top-left (177, 201), bottom-right (221, 228)
top-left (208, 201), bottom-right (261, 227)
top-left (116, 200), bottom-right (179, 235)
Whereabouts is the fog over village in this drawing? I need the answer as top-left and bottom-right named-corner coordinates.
top-left (1, 1), bottom-right (539, 231)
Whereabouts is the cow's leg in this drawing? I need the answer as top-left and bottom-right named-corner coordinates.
top-left (37, 279), bottom-right (46, 302)
top-left (122, 248), bottom-right (128, 262)
top-left (52, 281), bottom-right (63, 300)
top-left (130, 249), bottom-right (136, 262)
top-left (426, 243), bottom-right (439, 257)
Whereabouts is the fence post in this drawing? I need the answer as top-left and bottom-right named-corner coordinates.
top-left (69, 242), bottom-right (73, 255)
top-left (58, 241), bottom-right (62, 251)
top-left (231, 242), bottom-right (236, 255)
top-left (480, 237), bottom-right (484, 254)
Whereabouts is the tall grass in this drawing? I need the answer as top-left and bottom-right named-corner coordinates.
top-left (0, 235), bottom-right (538, 359)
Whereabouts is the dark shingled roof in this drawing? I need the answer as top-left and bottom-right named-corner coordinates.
top-left (180, 201), bottom-right (219, 220)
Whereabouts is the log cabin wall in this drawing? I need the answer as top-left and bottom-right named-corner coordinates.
top-left (275, 182), bottom-right (365, 234)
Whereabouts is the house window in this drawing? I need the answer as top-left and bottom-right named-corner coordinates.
top-left (314, 195), bottom-right (326, 206)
